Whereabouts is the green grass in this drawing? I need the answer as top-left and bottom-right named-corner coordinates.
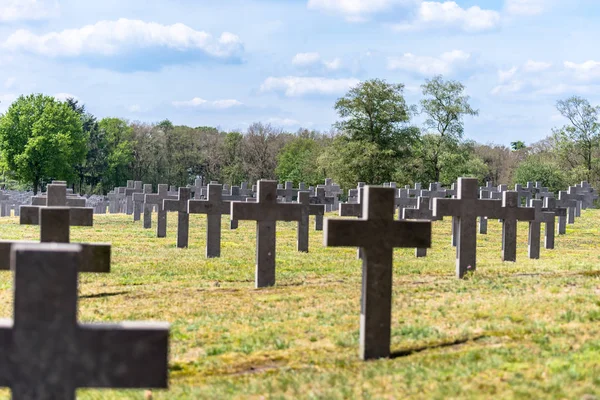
top-left (0, 210), bottom-right (599, 399)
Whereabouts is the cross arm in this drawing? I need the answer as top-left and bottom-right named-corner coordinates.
top-left (75, 322), bottom-right (170, 388)
top-left (188, 200), bottom-right (230, 215)
top-left (339, 203), bottom-right (361, 217)
top-left (324, 219), bottom-right (431, 249)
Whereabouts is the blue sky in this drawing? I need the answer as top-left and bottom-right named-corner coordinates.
top-left (0, 0), bottom-right (599, 145)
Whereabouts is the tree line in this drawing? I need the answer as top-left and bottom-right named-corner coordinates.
top-left (0, 76), bottom-right (598, 195)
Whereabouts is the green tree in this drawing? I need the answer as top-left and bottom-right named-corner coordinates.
top-left (511, 141), bottom-right (526, 151)
top-left (99, 117), bottom-right (134, 189)
top-left (332, 79), bottom-right (419, 184)
top-left (276, 137), bottom-right (325, 186)
top-left (514, 157), bottom-right (567, 193)
top-left (552, 96), bottom-right (600, 182)
top-left (418, 75), bottom-right (479, 182)
top-left (0, 94), bottom-right (85, 193)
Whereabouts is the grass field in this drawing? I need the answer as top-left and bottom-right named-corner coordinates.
top-left (0, 210), bottom-right (599, 399)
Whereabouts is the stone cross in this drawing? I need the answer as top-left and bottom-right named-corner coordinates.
top-left (528, 199), bottom-right (555, 259)
top-left (222, 186), bottom-right (247, 229)
top-left (324, 186), bottom-right (431, 360)
top-left (515, 184), bottom-right (533, 206)
top-left (277, 181), bottom-right (298, 203)
top-left (402, 196), bottom-right (440, 257)
top-left (395, 189), bottom-right (417, 219)
top-left (296, 191), bottom-right (326, 252)
top-left (543, 197), bottom-right (568, 236)
top-left (0, 207), bottom-right (110, 272)
top-left (21, 184), bottom-right (93, 227)
top-left (231, 180), bottom-right (303, 288)
top-left (0, 243), bottom-right (168, 399)
top-left (542, 197), bottom-right (565, 249)
top-left (133, 184), bottom-right (153, 222)
top-left (433, 178), bottom-right (503, 278)
top-left (309, 187), bottom-right (334, 231)
top-left (188, 184), bottom-right (230, 258)
top-left (567, 186), bottom-right (584, 217)
top-left (123, 181), bottom-right (143, 215)
top-left (145, 184), bottom-right (177, 238)
top-left (557, 190), bottom-right (579, 224)
top-left (318, 178), bottom-right (341, 211)
top-left (499, 191), bottom-right (535, 262)
top-left (163, 187), bottom-right (192, 248)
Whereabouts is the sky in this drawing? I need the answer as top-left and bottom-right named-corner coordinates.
top-left (0, 0), bottom-right (599, 146)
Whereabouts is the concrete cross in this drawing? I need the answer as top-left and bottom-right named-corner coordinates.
top-left (528, 199), bottom-right (556, 259)
top-left (223, 186), bottom-right (248, 229)
top-left (499, 191), bottom-right (534, 262)
top-left (296, 191), bottom-right (326, 252)
top-left (546, 196), bottom-right (569, 235)
top-left (433, 177), bottom-right (504, 278)
top-left (557, 190), bottom-right (578, 226)
top-left (21, 184), bottom-right (93, 227)
top-left (231, 180), bottom-right (303, 288)
top-left (277, 181), bottom-right (298, 203)
top-left (542, 197), bottom-right (566, 248)
top-left (567, 186), bottom-right (585, 217)
top-left (0, 243), bottom-right (168, 400)
top-left (317, 178), bottom-right (342, 211)
top-left (395, 189), bottom-right (417, 220)
top-left (188, 184), bottom-right (230, 258)
top-left (123, 181), bottom-right (143, 215)
top-left (188, 177), bottom-right (205, 199)
top-left (324, 186), bottom-right (431, 360)
top-left (0, 207), bottom-right (110, 272)
top-left (515, 184), bottom-right (533, 206)
top-left (239, 182), bottom-right (254, 198)
top-left (309, 187), bottom-right (334, 231)
top-left (133, 184), bottom-right (153, 222)
top-left (145, 184), bottom-right (177, 238)
top-left (402, 196), bottom-right (440, 257)
top-left (163, 187), bottom-right (192, 248)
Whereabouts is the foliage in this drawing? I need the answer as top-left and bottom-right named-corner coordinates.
top-left (0, 94), bottom-right (85, 193)
top-left (276, 136), bottom-right (326, 186)
top-left (513, 157), bottom-right (568, 193)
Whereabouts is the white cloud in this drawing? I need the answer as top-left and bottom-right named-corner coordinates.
top-left (564, 60), bottom-right (600, 81)
top-left (54, 93), bottom-right (78, 102)
top-left (505, 0), bottom-right (549, 16)
top-left (128, 104), bottom-right (142, 113)
top-left (523, 60), bottom-right (552, 72)
top-left (172, 97), bottom-right (243, 109)
top-left (491, 80), bottom-right (523, 95)
top-left (393, 1), bottom-right (500, 33)
top-left (260, 76), bottom-right (359, 97)
top-left (2, 19), bottom-right (243, 60)
top-left (0, 0), bottom-right (59, 22)
top-left (266, 117), bottom-right (302, 127)
top-left (307, 0), bottom-right (418, 22)
top-left (387, 50), bottom-right (470, 75)
top-left (324, 57), bottom-right (342, 70)
top-left (0, 93), bottom-right (17, 112)
top-left (292, 52), bottom-right (321, 67)
top-left (498, 66), bottom-right (518, 83)
top-left (4, 77), bottom-right (16, 89)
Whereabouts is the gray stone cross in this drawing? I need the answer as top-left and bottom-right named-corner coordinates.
top-left (145, 184), bottom-right (177, 238)
top-left (528, 199), bottom-right (555, 259)
top-left (0, 207), bottom-right (110, 272)
top-left (324, 186), bottom-right (431, 360)
top-left (231, 180), bottom-right (303, 288)
top-left (433, 177), bottom-right (503, 278)
top-left (133, 184), bottom-right (153, 223)
top-left (403, 196), bottom-right (439, 257)
top-left (309, 187), bottom-right (334, 231)
top-left (543, 197), bottom-right (568, 236)
top-left (0, 243), bottom-right (169, 400)
top-left (499, 191), bottom-right (534, 262)
top-left (188, 184), bottom-right (230, 258)
top-left (21, 184), bottom-right (93, 227)
top-left (296, 191), bottom-right (326, 252)
top-left (277, 181), bottom-right (298, 203)
top-left (163, 187), bottom-right (192, 248)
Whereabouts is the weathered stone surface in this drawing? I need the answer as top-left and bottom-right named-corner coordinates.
top-left (433, 177), bottom-right (503, 278)
top-left (528, 199), bottom-right (555, 259)
top-left (231, 180), bottom-right (303, 288)
top-left (500, 191), bottom-right (534, 262)
top-left (0, 243), bottom-right (169, 399)
top-left (145, 184), bottom-right (177, 238)
top-left (188, 184), bottom-right (230, 258)
top-left (325, 186), bottom-right (431, 360)
top-left (163, 188), bottom-right (191, 249)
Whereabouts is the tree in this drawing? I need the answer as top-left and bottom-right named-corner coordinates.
top-left (276, 136), bottom-right (325, 186)
top-left (419, 75), bottom-right (479, 182)
top-left (514, 157), bottom-right (567, 193)
top-left (552, 96), bottom-right (600, 182)
top-left (99, 117), bottom-right (134, 189)
top-left (332, 79), bottom-right (420, 184)
top-left (0, 94), bottom-right (85, 193)
top-left (511, 141), bottom-right (526, 151)
top-left (242, 123), bottom-right (288, 183)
